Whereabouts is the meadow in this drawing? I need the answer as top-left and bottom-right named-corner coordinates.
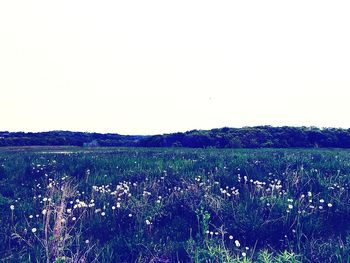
top-left (0, 147), bottom-right (349, 262)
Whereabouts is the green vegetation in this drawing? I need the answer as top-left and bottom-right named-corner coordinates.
top-left (141, 126), bottom-right (350, 148)
top-left (1, 147), bottom-right (350, 262)
top-left (2, 126), bottom-right (350, 148)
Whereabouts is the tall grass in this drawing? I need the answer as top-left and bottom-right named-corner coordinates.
top-left (0, 147), bottom-right (349, 262)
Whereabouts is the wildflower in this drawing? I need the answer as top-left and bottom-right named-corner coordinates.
top-left (328, 203), bottom-right (333, 208)
top-left (288, 204), bottom-right (293, 209)
top-left (29, 215), bottom-right (33, 219)
top-left (128, 213), bottom-right (132, 217)
top-left (116, 202), bottom-right (121, 208)
top-left (242, 252), bottom-right (247, 257)
top-left (235, 240), bottom-right (241, 247)
top-left (10, 205), bottom-right (15, 210)
top-left (85, 240), bottom-right (89, 244)
top-left (72, 217), bottom-right (76, 221)
top-left (145, 219), bottom-right (151, 225)
top-left (101, 212), bottom-right (106, 216)
top-left (319, 199), bottom-right (325, 203)
top-left (43, 197), bottom-right (48, 202)
top-left (229, 235), bottom-right (234, 240)
top-left (307, 191), bottom-right (312, 197)
top-left (319, 206), bottom-right (323, 210)
top-left (32, 228), bottom-right (37, 233)
top-left (112, 206), bottom-right (116, 210)
top-left (42, 209), bottom-right (47, 215)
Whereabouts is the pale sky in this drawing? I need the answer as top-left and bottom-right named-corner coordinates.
top-left (1, 1), bottom-right (350, 135)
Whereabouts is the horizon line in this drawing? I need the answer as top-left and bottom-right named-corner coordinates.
top-left (1, 125), bottom-right (350, 136)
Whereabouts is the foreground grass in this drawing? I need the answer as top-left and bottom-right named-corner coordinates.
top-left (0, 147), bottom-right (349, 262)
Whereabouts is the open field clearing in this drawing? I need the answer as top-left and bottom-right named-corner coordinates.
top-left (1, 147), bottom-right (350, 262)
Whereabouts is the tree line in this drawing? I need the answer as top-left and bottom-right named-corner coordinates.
top-left (1, 126), bottom-right (350, 148)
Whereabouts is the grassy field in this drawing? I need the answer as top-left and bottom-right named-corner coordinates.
top-left (0, 147), bottom-right (350, 262)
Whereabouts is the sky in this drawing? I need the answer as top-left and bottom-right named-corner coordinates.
top-left (1, 1), bottom-right (350, 135)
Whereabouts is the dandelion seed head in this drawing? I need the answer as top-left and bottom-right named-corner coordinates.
top-left (235, 240), bottom-right (241, 247)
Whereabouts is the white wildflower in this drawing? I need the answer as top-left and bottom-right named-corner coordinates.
top-left (235, 240), bottom-right (241, 247)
